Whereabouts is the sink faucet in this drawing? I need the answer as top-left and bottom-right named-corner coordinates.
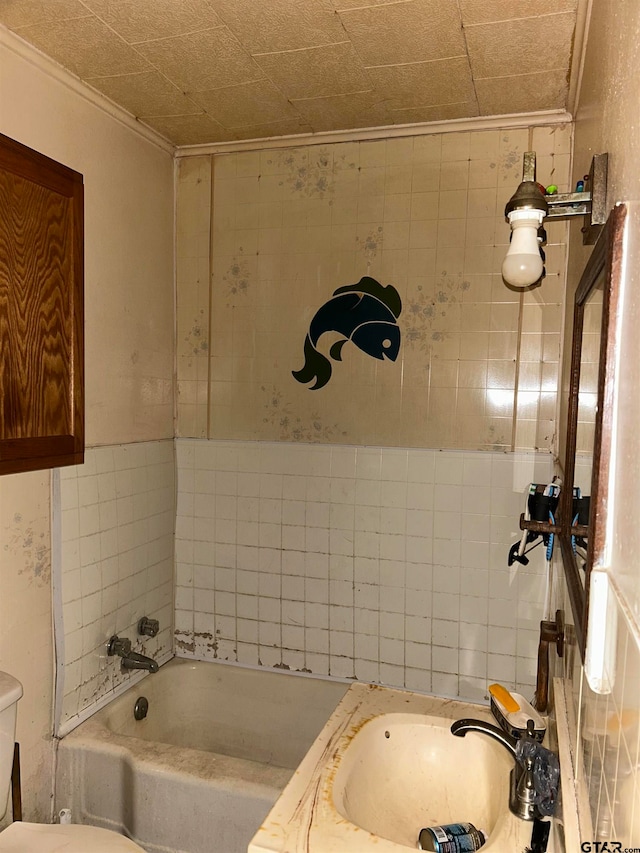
top-left (451, 718), bottom-right (552, 821)
top-left (107, 635), bottom-right (159, 673)
top-left (451, 718), bottom-right (518, 757)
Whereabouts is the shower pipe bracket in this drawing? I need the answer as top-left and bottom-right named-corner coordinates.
top-left (533, 610), bottom-right (564, 714)
top-left (519, 514), bottom-right (588, 539)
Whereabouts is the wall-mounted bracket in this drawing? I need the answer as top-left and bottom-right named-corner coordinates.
top-left (533, 610), bottom-right (564, 713)
top-left (509, 151), bottom-right (609, 246)
top-left (543, 153), bottom-right (609, 245)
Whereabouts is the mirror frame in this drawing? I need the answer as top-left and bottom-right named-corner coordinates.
top-left (559, 202), bottom-right (627, 657)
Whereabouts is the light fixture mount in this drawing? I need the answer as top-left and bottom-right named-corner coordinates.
top-left (505, 151), bottom-right (608, 244)
top-left (502, 151), bottom-right (609, 288)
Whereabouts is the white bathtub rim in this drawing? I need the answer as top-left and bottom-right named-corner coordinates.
top-left (172, 652), bottom-right (493, 706)
top-left (173, 650), bottom-right (358, 686)
top-left (58, 651), bottom-right (489, 740)
top-left (57, 649), bottom-right (495, 746)
top-left (58, 653), bottom-right (352, 740)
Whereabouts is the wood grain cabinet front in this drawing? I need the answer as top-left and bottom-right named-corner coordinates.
top-left (0, 132), bottom-right (84, 475)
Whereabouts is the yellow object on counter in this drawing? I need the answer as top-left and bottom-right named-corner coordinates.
top-left (489, 684), bottom-right (547, 741)
top-left (489, 683), bottom-right (520, 714)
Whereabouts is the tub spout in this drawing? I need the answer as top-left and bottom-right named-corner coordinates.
top-left (107, 635), bottom-right (158, 673)
top-left (120, 650), bottom-right (158, 673)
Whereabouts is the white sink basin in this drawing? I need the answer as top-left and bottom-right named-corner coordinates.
top-left (332, 712), bottom-right (511, 847)
top-left (248, 683), bottom-right (556, 853)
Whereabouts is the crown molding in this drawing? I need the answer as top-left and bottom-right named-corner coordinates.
top-left (0, 25), bottom-right (175, 156)
top-left (175, 110), bottom-right (573, 158)
top-left (567, 0), bottom-right (592, 116)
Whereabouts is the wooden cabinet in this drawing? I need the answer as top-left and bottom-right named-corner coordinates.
top-left (0, 133), bottom-right (84, 475)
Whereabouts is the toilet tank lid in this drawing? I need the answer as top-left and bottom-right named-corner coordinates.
top-left (0, 673), bottom-right (23, 712)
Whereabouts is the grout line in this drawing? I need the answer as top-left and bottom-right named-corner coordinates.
top-left (206, 155), bottom-right (215, 440)
top-left (511, 288), bottom-right (525, 451)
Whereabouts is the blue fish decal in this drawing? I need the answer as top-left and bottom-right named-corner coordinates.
top-left (292, 276), bottom-right (402, 390)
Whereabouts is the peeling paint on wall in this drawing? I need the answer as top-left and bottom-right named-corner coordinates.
top-left (2, 514), bottom-right (50, 586)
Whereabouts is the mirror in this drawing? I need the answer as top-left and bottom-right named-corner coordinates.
top-left (559, 203), bottom-right (627, 657)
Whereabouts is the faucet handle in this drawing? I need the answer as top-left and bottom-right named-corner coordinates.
top-left (138, 617), bottom-right (159, 637)
top-left (107, 635), bottom-right (132, 657)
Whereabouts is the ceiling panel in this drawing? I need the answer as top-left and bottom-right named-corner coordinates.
top-left (0, 0), bottom-right (581, 147)
top-left (252, 42), bottom-right (372, 101)
top-left (291, 90), bottom-right (393, 133)
top-left (458, 0), bottom-right (577, 25)
top-left (366, 57), bottom-right (476, 110)
top-left (191, 79), bottom-right (301, 129)
top-left (81, 0), bottom-right (224, 43)
top-left (464, 12), bottom-right (576, 78)
top-left (133, 26), bottom-right (262, 92)
top-left (87, 71), bottom-right (202, 117)
top-left (338, 0), bottom-right (467, 67)
top-left (475, 70), bottom-right (569, 116)
top-left (214, 0), bottom-right (347, 53)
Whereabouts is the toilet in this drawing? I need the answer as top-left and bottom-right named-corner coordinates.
top-left (0, 671), bottom-right (144, 852)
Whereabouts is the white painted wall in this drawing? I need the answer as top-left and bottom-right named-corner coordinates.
top-left (0, 29), bottom-right (174, 824)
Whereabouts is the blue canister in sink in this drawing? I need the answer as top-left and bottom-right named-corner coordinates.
top-left (418, 822), bottom-right (487, 852)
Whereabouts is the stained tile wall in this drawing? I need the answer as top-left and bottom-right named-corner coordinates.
top-left (175, 439), bottom-right (554, 701)
top-left (177, 123), bottom-right (571, 451)
top-left (58, 441), bottom-right (174, 732)
top-left (554, 3), bottom-right (640, 847)
top-left (559, 572), bottom-right (640, 846)
top-left (172, 123), bottom-right (572, 703)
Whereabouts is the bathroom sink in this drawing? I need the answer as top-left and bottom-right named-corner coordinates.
top-left (248, 683), bottom-right (556, 853)
top-left (332, 713), bottom-right (510, 847)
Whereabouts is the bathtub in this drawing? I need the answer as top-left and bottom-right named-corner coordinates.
top-left (55, 658), bottom-right (349, 853)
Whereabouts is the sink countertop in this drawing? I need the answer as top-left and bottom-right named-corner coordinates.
top-left (248, 682), bottom-right (554, 853)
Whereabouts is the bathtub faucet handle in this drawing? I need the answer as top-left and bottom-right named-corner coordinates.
top-left (107, 635), bottom-right (132, 657)
top-left (107, 635), bottom-right (158, 673)
top-left (138, 617), bottom-right (159, 637)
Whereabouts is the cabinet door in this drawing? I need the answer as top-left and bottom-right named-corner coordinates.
top-left (0, 133), bottom-right (84, 475)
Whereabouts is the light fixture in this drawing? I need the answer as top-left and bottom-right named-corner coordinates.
top-left (502, 151), bottom-right (608, 289)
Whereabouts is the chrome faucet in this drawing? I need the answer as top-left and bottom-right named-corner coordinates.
top-left (107, 635), bottom-right (159, 673)
top-left (451, 718), bottom-right (518, 757)
top-left (451, 718), bottom-right (550, 821)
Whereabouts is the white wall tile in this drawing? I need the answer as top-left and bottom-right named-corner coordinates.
top-left (58, 441), bottom-right (175, 729)
top-left (175, 438), bottom-right (552, 699)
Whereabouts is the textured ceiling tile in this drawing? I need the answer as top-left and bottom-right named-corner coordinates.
top-left (390, 101), bottom-right (479, 124)
top-left (0, 0), bottom-right (581, 146)
top-left (141, 113), bottom-right (228, 145)
top-left (0, 0), bottom-right (89, 28)
top-left (87, 72), bottom-right (202, 117)
top-left (331, 0), bottom-right (400, 7)
top-left (465, 12), bottom-right (576, 78)
top-left (291, 91), bottom-right (393, 132)
top-left (338, 0), bottom-right (466, 66)
top-left (215, 0), bottom-right (347, 53)
top-left (230, 118), bottom-right (313, 141)
top-left (16, 17), bottom-right (150, 77)
top-left (134, 27), bottom-right (263, 92)
top-left (367, 57), bottom-right (475, 109)
top-left (192, 80), bottom-right (300, 129)
top-left (475, 71), bottom-right (568, 115)
top-left (253, 42), bottom-right (371, 100)
top-left (82, 0), bottom-right (223, 44)
top-left (459, 0), bottom-right (577, 25)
